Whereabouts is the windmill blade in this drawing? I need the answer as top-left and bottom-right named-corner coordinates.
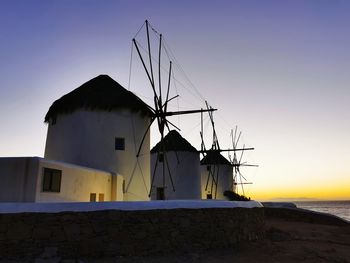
top-left (164, 61), bottom-right (172, 113)
top-left (163, 95), bottom-right (179, 108)
top-left (232, 162), bottom-right (258, 167)
top-left (239, 171), bottom-right (245, 196)
top-left (238, 144), bottom-right (245, 164)
top-left (233, 126), bottom-right (237, 146)
top-left (198, 147), bottom-right (254, 155)
top-left (210, 165), bottom-right (215, 195)
top-left (238, 169), bottom-right (248, 181)
top-left (165, 119), bottom-right (181, 131)
top-left (205, 165), bottom-right (217, 191)
top-left (230, 127), bottom-right (236, 146)
top-left (231, 128), bottom-right (237, 163)
top-left (145, 20), bottom-right (155, 89)
top-left (235, 131), bottom-right (242, 149)
top-left (160, 108), bottom-right (216, 117)
top-left (228, 153), bottom-right (232, 163)
top-left (240, 164), bottom-right (259, 167)
top-left (205, 166), bottom-right (211, 191)
top-left (136, 116), bottom-right (156, 157)
top-left (199, 131), bottom-right (205, 156)
top-left (212, 147), bottom-right (255, 152)
top-left (205, 101), bottom-right (220, 150)
top-left (158, 33), bottom-right (162, 100)
top-left (132, 38), bottom-right (157, 99)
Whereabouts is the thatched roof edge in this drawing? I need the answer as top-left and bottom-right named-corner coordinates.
top-left (151, 130), bottom-right (198, 153)
top-left (44, 75), bottom-right (153, 123)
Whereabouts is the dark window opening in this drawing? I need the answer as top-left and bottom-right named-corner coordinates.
top-left (115, 137), bottom-right (125, 150)
top-left (156, 187), bottom-right (165, 200)
top-left (207, 165), bottom-right (211, 171)
top-left (43, 168), bottom-right (62, 192)
top-left (207, 193), bottom-right (212, 199)
top-left (98, 193), bottom-right (104, 202)
top-left (90, 193), bottom-right (96, 202)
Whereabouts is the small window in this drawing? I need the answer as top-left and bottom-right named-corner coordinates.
top-left (90, 193), bottom-right (96, 202)
top-left (207, 193), bottom-right (212, 199)
top-left (43, 168), bottom-right (62, 192)
top-left (122, 179), bottom-right (126, 193)
top-left (115, 137), bottom-right (125, 150)
top-left (98, 193), bottom-right (104, 202)
top-left (156, 187), bottom-right (165, 200)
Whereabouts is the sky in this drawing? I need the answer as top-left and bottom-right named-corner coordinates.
top-left (1, 0), bottom-right (349, 201)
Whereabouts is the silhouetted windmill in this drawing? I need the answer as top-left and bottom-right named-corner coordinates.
top-left (199, 102), bottom-right (221, 198)
top-left (132, 20), bottom-right (215, 198)
top-left (229, 126), bottom-right (258, 196)
top-left (199, 102), bottom-right (254, 199)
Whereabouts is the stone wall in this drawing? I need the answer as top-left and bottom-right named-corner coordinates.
top-left (0, 208), bottom-right (264, 260)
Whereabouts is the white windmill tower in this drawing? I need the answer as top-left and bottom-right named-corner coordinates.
top-left (44, 75), bottom-right (152, 201)
top-left (199, 103), bottom-right (255, 200)
top-left (150, 130), bottom-right (201, 200)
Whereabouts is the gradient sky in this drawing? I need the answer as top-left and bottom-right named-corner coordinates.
top-left (1, 0), bottom-right (349, 200)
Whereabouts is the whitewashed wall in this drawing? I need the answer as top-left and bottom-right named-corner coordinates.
top-left (0, 157), bottom-right (121, 202)
top-left (200, 164), bottom-right (233, 200)
top-left (36, 159), bottom-right (113, 202)
top-left (44, 109), bottom-right (151, 201)
top-left (0, 157), bottom-right (38, 202)
top-left (150, 151), bottom-right (201, 200)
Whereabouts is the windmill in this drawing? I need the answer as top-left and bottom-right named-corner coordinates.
top-left (199, 102), bottom-right (222, 199)
top-left (229, 126), bottom-right (258, 197)
top-left (132, 20), bottom-right (215, 198)
top-left (199, 102), bottom-right (254, 199)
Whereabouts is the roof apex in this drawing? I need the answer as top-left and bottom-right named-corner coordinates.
top-left (200, 151), bottom-right (231, 165)
top-left (151, 130), bottom-right (198, 153)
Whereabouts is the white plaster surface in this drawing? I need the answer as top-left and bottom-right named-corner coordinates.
top-left (0, 157), bottom-right (122, 202)
top-left (0, 200), bottom-right (263, 214)
top-left (200, 164), bottom-right (233, 200)
top-left (45, 109), bottom-right (151, 201)
top-left (36, 158), bottom-right (113, 202)
top-left (150, 151), bottom-right (201, 200)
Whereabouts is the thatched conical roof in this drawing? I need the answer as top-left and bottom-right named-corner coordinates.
top-left (151, 130), bottom-right (197, 153)
top-left (200, 151), bottom-right (231, 165)
top-left (45, 75), bottom-right (152, 122)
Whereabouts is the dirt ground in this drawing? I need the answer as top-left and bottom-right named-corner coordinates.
top-left (84, 215), bottom-right (350, 263)
top-left (1, 209), bottom-right (349, 263)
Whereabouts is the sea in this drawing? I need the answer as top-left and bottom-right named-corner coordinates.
top-left (295, 200), bottom-right (350, 222)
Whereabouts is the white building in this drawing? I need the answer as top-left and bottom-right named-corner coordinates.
top-left (0, 75), bottom-right (152, 202)
top-left (0, 157), bottom-right (119, 202)
top-left (200, 151), bottom-right (233, 200)
top-left (150, 130), bottom-right (201, 200)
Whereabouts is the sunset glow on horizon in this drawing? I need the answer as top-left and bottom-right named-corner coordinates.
top-left (1, 0), bottom-right (349, 201)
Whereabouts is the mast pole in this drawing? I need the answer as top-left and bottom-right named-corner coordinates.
top-left (145, 20), bottom-right (155, 88)
top-left (158, 34), bottom-right (162, 103)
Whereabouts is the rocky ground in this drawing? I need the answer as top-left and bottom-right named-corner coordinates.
top-left (1, 208), bottom-right (349, 263)
top-left (81, 208), bottom-right (350, 263)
